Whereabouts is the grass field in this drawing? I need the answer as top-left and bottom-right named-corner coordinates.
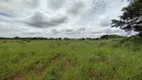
top-left (0, 38), bottom-right (142, 80)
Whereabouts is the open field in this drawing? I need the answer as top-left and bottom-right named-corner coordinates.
top-left (0, 38), bottom-right (142, 80)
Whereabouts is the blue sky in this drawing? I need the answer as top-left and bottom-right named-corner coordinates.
top-left (0, 0), bottom-right (129, 38)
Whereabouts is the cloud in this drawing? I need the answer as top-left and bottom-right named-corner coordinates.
top-left (47, 0), bottom-right (65, 10)
top-left (99, 16), bottom-right (111, 27)
top-left (67, 1), bottom-right (85, 16)
top-left (22, 32), bottom-right (41, 35)
top-left (24, 11), bottom-right (68, 28)
top-left (0, 12), bottom-right (12, 17)
top-left (0, 0), bottom-right (129, 37)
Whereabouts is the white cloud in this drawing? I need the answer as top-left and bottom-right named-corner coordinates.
top-left (24, 10), bottom-right (68, 28)
top-left (0, 0), bottom-right (129, 38)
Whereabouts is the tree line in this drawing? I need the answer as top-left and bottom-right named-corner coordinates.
top-left (0, 35), bottom-right (126, 40)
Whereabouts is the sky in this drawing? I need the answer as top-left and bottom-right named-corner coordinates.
top-left (0, 0), bottom-right (129, 38)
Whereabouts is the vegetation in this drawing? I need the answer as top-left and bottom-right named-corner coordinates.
top-left (0, 0), bottom-right (142, 80)
top-left (0, 37), bottom-right (142, 80)
top-left (99, 34), bottom-right (126, 40)
top-left (111, 0), bottom-right (142, 35)
top-left (0, 34), bottom-right (125, 40)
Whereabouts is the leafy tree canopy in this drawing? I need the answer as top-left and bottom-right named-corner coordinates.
top-left (112, 0), bottom-right (142, 35)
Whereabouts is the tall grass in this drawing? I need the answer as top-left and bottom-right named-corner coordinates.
top-left (0, 38), bottom-right (142, 80)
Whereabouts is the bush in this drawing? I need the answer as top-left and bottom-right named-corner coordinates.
top-left (2, 41), bottom-right (7, 43)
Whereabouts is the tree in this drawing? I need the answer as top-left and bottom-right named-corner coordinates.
top-left (100, 34), bottom-right (125, 39)
top-left (14, 36), bottom-right (20, 39)
top-left (111, 0), bottom-right (142, 36)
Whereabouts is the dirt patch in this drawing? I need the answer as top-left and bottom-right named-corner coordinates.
top-left (64, 60), bottom-right (73, 71)
top-left (14, 73), bottom-right (27, 80)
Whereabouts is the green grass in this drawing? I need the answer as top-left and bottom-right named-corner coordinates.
top-left (0, 38), bottom-right (142, 80)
